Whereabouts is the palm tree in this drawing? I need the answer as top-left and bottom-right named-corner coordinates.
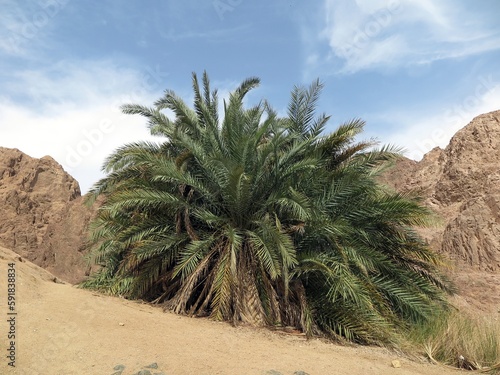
top-left (82, 72), bottom-right (451, 344)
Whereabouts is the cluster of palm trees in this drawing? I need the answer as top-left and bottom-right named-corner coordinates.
top-left (82, 72), bottom-right (451, 344)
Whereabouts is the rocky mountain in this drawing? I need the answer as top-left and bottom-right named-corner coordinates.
top-left (381, 110), bottom-right (500, 313)
top-left (382, 110), bottom-right (500, 271)
top-left (0, 147), bottom-right (96, 283)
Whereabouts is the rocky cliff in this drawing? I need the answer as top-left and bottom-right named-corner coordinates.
top-left (0, 147), bottom-right (95, 283)
top-left (383, 110), bottom-right (500, 271)
top-left (381, 110), bottom-right (500, 313)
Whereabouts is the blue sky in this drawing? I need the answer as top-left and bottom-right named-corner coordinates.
top-left (1, 0), bottom-right (499, 193)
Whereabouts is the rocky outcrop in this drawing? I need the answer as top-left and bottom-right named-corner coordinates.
top-left (0, 147), bottom-right (95, 283)
top-left (383, 110), bottom-right (500, 272)
top-left (381, 110), bottom-right (500, 313)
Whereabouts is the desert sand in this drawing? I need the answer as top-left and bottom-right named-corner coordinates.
top-left (0, 246), bottom-right (460, 375)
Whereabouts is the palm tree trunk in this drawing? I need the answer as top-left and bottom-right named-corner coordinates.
top-left (235, 245), bottom-right (265, 326)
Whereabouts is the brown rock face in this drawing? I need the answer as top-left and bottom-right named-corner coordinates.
top-left (384, 110), bottom-right (500, 271)
top-left (442, 196), bottom-right (500, 270)
top-left (382, 110), bottom-right (500, 313)
top-left (37, 195), bottom-right (97, 282)
top-left (0, 147), bottom-right (95, 283)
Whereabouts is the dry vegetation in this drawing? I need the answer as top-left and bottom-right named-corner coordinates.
top-left (409, 311), bottom-right (500, 373)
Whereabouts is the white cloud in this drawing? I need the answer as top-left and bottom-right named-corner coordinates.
top-left (0, 60), bottom-right (168, 193)
top-left (313, 0), bottom-right (500, 73)
top-left (380, 78), bottom-right (500, 160)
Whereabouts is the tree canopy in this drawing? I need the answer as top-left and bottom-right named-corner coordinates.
top-left (82, 72), bottom-right (451, 344)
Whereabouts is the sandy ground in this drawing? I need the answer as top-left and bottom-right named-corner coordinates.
top-left (0, 247), bottom-right (461, 375)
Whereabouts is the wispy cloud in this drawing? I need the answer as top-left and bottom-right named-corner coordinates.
top-left (0, 0), bottom-right (70, 56)
top-left (307, 0), bottom-right (500, 74)
top-left (154, 24), bottom-right (252, 42)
